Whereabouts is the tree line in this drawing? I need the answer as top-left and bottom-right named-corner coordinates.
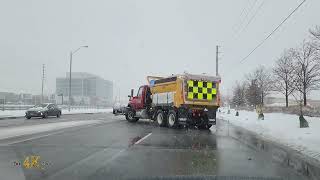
top-left (232, 26), bottom-right (320, 108)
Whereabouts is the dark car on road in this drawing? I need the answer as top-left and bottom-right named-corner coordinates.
top-left (25, 103), bottom-right (62, 119)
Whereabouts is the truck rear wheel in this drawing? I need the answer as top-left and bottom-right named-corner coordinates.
top-left (201, 124), bottom-right (212, 130)
top-left (167, 110), bottom-right (178, 128)
top-left (126, 109), bottom-right (139, 123)
top-left (198, 115), bottom-right (212, 130)
top-left (156, 110), bottom-right (166, 127)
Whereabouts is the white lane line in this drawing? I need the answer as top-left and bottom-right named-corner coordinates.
top-left (0, 120), bottom-right (117, 145)
top-left (2, 129), bottom-right (73, 146)
top-left (134, 133), bottom-right (152, 145)
top-left (46, 148), bottom-right (126, 180)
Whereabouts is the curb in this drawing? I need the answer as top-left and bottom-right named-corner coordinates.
top-left (219, 118), bottom-right (320, 180)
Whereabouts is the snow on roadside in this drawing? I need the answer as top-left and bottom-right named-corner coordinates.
top-left (0, 110), bottom-right (27, 118)
top-left (218, 108), bottom-right (320, 161)
top-left (0, 108), bottom-right (112, 118)
top-left (62, 108), bottom-right (112, 114)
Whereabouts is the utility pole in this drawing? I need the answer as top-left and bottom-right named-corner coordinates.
top-left (1, 96), bottom-right (4, 111)
top-left (69, 52), bottom-right (72, 111)
top-left (216, 45), bottom-right (220, 76)
top-left (118, 88), bottom-right (120, 103)
top-left (41, 64), bottom-right (45, 103)
top-left (68, 45), bottom-right (88, 111)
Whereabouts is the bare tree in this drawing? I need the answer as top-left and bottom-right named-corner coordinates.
top-left (246, 66), bottom-right (273, 106)
top-left (245, 79), bottom-right (260, 107)
top-left (272, 49), bottom-right (296, 107)
top-left (309, 26), bottom-right (320, 50)
top-left (231, 81), bottom-right (246, 107)
top-left (309, 26), bottom-right (320, 40)
top-left (291, 40), bottom-right (320, 106)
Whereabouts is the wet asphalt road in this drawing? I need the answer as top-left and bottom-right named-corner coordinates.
top-left (0, 113), bottom-right (309, 180)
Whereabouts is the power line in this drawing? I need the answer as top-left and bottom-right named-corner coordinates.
top-left (240, 0), bottom-right (307, 63)
top-left (239, 0), bottom-right (265, 34)
top-left (234, 0), bottom-right (258, 35)
top-left (232, 0), bottom-right (251, 34)
top-left (233, 0), bottom-right (261, 40)
top-left (237, 0), bottom-right (258, 33)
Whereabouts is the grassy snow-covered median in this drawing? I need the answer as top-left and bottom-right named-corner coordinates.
top-left (0, 108), bottom-right (112, 118)
top-left (218, 108), bottom-right (320, 162)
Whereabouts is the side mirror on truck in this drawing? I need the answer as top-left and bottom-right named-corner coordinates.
top-left (128, 89), bottom-right (134, 98)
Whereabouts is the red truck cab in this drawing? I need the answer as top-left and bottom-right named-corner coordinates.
top-left (128, 85), bottom-right (149, 111)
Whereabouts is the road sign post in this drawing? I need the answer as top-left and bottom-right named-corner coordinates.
top-left (1, 96), bottom-right (5, 111)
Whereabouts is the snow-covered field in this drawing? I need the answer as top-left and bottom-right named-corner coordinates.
top-left (0, 108), bottom-right (112, 118)
top-left (218, 108), bottom-right (320, 162)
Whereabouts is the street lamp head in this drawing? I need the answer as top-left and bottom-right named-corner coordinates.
top-left (82, 46), bottom-right (89, 48)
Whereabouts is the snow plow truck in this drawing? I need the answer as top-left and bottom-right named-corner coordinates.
top-left (117, 73), bottom-right (221, 129)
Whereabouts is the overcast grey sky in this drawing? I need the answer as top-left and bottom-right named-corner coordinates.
top-left (0, 0), bottom-right (319, 99)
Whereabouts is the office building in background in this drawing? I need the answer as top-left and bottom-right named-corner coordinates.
top-left (56, 72), bottom-right (113, 106)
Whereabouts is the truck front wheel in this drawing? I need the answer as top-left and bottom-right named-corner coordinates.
top-left (167, 110), bottom-right (178, 128)
top-left (156, 110), bottom-right (166, 127)
top-left (126, 109), bottom-right (139, 123)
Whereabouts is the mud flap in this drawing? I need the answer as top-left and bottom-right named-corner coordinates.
top-left (205, 109), bottom-right (217, 125)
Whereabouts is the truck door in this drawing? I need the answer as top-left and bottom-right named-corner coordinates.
top-left (135, 86), bottom-right (145, 110)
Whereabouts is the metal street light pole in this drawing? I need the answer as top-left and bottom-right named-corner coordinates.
top-left (68, 45), bottom-right (88, 111)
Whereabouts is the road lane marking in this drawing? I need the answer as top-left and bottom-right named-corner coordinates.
top-left (0, 120), bottom-right (104, 140)
top-left (134, 133), bottom-right (152, 145)
top-left (0, 120), bottom-right (118, 145)
top-left (46, 148), bottom-right (126, 180)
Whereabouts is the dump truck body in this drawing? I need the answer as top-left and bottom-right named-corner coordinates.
top-left (150, 73), bottom-right (220, 107)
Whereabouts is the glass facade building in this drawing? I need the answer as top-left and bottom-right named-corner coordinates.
top-left (56, 72), bottom-right (113, 104)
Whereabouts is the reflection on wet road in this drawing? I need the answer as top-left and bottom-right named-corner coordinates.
top-left (0, 113), bottom-right (310, 180)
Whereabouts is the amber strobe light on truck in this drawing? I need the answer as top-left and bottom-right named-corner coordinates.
top-left (187, 80), bottom-right (216, 100)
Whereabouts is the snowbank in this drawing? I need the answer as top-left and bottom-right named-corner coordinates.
top-left (0, 108), bottom-right (112, 118)
top-left (218, 108), bottom-right (320, 162)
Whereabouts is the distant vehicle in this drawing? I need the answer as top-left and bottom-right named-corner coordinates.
top-left (25, 103), bottom-right (61, 119)
top-left (114, 73), bottom-right (221, 129)
top-left (112, 102), bottom-right (127, 115)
